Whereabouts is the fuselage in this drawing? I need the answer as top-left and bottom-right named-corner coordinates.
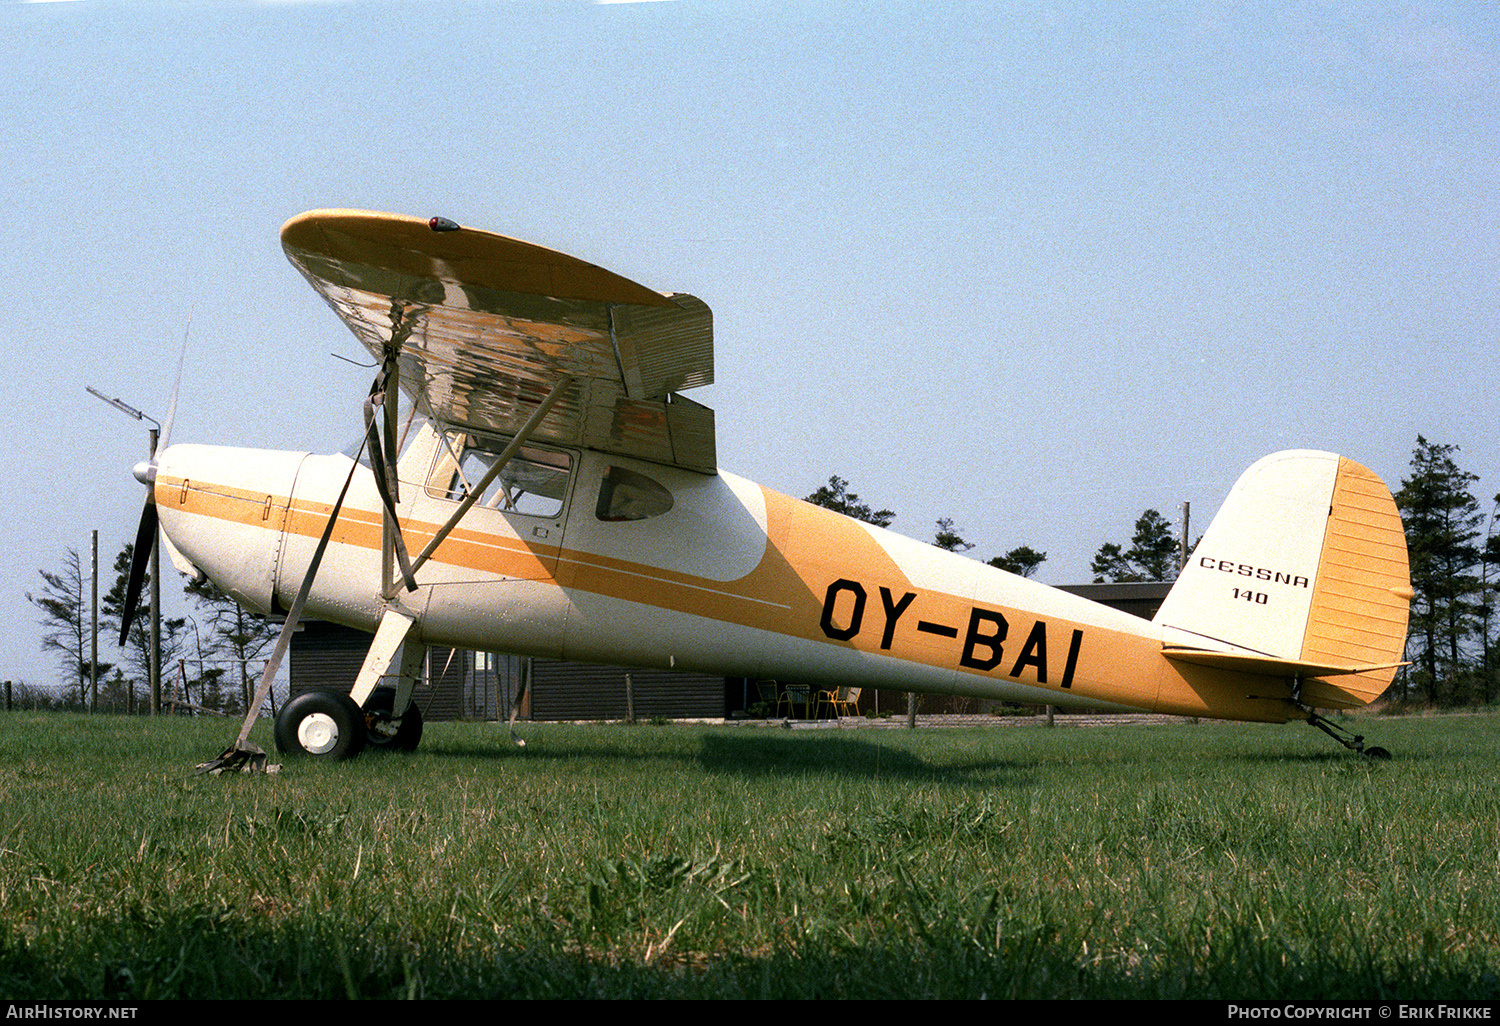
top-left (153, 421), bottom-right (1304, 723)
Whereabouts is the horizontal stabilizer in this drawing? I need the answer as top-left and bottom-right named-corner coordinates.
top-left (1162, 646), bottom-right (1407, 680)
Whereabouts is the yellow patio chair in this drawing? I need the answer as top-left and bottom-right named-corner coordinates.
top-left (819, 686), bottom-right (861, 719)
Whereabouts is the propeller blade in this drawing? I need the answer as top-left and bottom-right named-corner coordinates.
top-left (118, 498), bottom-right (158, 646)
top-left (159, 316), bottom-right (190, 453)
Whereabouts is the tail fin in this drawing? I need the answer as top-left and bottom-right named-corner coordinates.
top-left (1154, 450), bottom-right (1411, 707)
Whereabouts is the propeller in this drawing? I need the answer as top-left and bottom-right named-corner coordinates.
top-left (117, 481), bottom-right (158, 645)
top-left (116, 323), bottom-right (189, 646)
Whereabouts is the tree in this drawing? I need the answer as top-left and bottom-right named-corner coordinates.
top-left (805, 475), bottom-right (895, 527)
top-left (1479, 510), bottom-right (1500, 705)
top-left (933, 518), bottom-right (974, 553)
top-left (27, 548), bottom-right (112, 704)
top-left (989, 546), bottom-right (1047, 579)
top-left (101, 542), bottom-right (189, 710)
top-left (185, 575), bottom-right (278, 714)
top-left (1480, 495), bottom-right (1500, 704)
top-left (1394, 437), bottom-right (1486, 705)
top-left (1091, 509), bottom-right (1180, 583)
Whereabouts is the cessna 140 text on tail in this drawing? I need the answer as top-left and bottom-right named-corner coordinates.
top-left (117, 210), bottom-right (1413, 765)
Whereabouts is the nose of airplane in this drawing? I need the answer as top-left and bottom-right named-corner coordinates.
top-left (116, 451), bottom-right (165, 646)
top-left (152, 442), bottom-right (310, 615)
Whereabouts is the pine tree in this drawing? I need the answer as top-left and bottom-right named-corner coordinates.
top-left (988, 546), bottom-right (1047, 579)
top-left (101, 543), bottom-right (188, 707)
top-left (933, 518), bottom-right (974, 553)
top-left (804, 475), bottom-right (895, 527)
top-left (1395, 437), bottom-right (1485, 704)
top-left (1091, 510), bottom-right (1180, 583)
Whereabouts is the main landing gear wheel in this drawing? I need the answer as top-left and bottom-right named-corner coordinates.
top-left (274, 690), bottom-right (367, 760)
top-left (363, 686), bottom-right (424, 752)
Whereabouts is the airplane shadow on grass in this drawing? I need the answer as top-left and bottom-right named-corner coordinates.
top-left (694, 730), bottom-right (1033, 786)
top-left (425, 728), bottom-right (1037, 787)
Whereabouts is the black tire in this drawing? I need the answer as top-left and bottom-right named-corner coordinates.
top-left (274, 690), bottom-right (367, 760)
top-left (1362, 745), bottom-right (1392, 761)
top-left (363, 686), bottom-right (424, 752)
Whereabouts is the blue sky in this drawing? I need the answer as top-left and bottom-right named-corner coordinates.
top-left (3, 0), bottom-right (1497, 690)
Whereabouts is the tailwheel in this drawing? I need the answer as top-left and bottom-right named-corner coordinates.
top-left (1304, 708), bottom-right (1391, 759)
top-left (274, 690), bottom-right (367, 760)
top-left (363, 686), bottom-right (424, 752)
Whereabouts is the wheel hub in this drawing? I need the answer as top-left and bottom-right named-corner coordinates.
top-left (296, 712), bottom-right (340, 755)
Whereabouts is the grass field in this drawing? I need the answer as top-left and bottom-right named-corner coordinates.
top-left (0, 708), bottom-right (1495, 999)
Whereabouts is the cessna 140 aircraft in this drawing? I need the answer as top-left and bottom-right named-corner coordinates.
top-left (116, 210), bottom-right (1412, 765)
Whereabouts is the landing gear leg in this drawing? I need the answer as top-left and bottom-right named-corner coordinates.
top-left (1291, 675), bottom-right (1390, 759)
top-left (330, 606), bottom-right (425, 758)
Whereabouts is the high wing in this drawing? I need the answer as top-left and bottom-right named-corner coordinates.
top-left (281, 209), bottom-right (717, 474)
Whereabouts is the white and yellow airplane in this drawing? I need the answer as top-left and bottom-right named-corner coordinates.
top-left (118, 210), bottom-right (1412, 764)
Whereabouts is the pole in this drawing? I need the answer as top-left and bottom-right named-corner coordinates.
top-left (84, 387), bottom-right (163, 714)
top-left (149, 426), bottom-right (160, 714)
top-left (1179, 501), bottom-right (1191, 574)
top-left (90, 531), bottom-right (99, 713)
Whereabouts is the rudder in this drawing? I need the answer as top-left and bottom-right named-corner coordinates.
top-left (1154, 451), bottom-right (1411, 707)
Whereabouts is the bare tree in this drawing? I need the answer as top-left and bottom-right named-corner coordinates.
top-left (27, 548), bottom-right (111, 703)
top-left (185, 576), bottom-right (278, 713)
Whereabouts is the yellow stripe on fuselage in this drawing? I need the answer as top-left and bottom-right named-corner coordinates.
top-left (158, 472), bottom-right (1298, 722)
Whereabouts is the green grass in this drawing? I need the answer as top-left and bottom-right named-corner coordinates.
top-left (0, 710), bottom-right (1496, 999)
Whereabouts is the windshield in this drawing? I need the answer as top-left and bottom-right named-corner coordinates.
top-left (339, 403), bottom-right (424, 466)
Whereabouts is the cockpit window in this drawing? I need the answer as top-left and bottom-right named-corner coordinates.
top-left (427, 430), bottom-right (571, 519)
top-left (596, 466), bottom-right (674, 522)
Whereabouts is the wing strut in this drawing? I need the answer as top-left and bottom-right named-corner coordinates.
top-left (409, 373), bottom-right (576, 577)
top-left (366, 354), bottom-right (417, 597)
